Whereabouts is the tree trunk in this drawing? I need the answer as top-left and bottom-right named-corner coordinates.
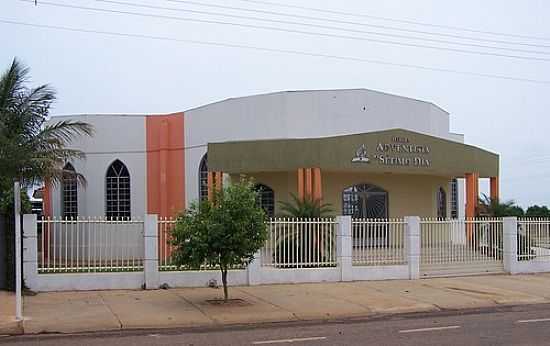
top-left (221, 267), bottom-right (228, 302)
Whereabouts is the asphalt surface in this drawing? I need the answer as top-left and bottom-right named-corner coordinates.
top-left (4, 304), bottom-right (550, 345)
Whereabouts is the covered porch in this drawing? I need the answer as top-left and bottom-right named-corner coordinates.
top-left (206, 129), bottom-right (500, 219)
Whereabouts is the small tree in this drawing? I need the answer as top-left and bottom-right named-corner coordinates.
top-left (171, 180), bottom-right (267, 302)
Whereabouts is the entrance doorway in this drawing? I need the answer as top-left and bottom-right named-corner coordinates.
top-left (342, 183), bottom-right (388, 219)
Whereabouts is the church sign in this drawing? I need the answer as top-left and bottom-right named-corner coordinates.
top-left (352, 136), bottom-right (431, 167)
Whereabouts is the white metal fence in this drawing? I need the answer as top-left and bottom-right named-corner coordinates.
top-left (518, 218), bottom-right (550, 261)
top-left (158, 217), bottom-right (177, 271)
top-left (261, 218), bottom-right (337, 268)
top-left (420, 218), bottom-right (504, 277)
top-left (38, 217), bottom-right (144, 273)
top-left (352, 218), bottom-right (406, 266)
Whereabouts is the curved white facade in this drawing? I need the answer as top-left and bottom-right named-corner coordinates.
top-left (45, 89), bottom-right (467, 218)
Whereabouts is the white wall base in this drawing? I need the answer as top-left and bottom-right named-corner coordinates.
top-left (351, 265), bottom-right (409, 281)
top-left (512, 261), bottom-right (550, 274)
top-left (159, 270), bottom-right (248, 288)
top-left (253, 267), bottom-right (341, 285)
top-left (31, 272), bottom-right (144, 292)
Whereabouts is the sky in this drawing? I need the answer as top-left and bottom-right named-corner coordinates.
top-left (2, 0), bottom-right (549, 208)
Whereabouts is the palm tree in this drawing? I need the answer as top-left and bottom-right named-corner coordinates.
top-left (0, 58), bottom-right (93, 199)
top-left (0, 58), bottom-right (93, 291)
top-left (274, 194), bottom-right (334, 267)
top-left (278, 193), bottom-right (334, 218)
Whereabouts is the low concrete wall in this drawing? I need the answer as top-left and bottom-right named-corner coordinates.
top-left (254, 267), bottom-right (341, 285)
top-left (31, 272), bottom-right (144, 291)
top-left (352, 265), bottom-right (409, 281)
top-left (159, 270), bottom-right (249, 288)
top-left (512, 260), bottom-right (550, 274)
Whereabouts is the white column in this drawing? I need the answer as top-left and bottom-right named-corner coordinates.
top-left (456, 178), bottom-right (466, 220)
top-left (336, 215), bottom-right (352, 282)
top-left (503, 217), bottom-right (519, 274)
top-left (247, 251), bottom-right (261, 286)
top-left (22, 214), bottom-right (38, 292)
top-left (144, 214), bottom-right (159, 289)
top-left (405, 216), bottom-right (421, 280)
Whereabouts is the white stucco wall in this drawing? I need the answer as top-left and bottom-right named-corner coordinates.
top-left (48, 114), bottom-right (148, 218)
top-left (184, 89), bottom-right (458, 204)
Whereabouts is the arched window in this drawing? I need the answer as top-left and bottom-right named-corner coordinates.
top-left (437, 187), bottom-right (447, 219)
top-left (105, 160), bottom-right (131, 218)
top-left (255, 184), bottom-right (275, 217)
top-left (342, 183), bottom-right (388, 219)
top-left (62, 163), bottom-right (78, 218)
top-left (198, 154), bottom-right (208, 201)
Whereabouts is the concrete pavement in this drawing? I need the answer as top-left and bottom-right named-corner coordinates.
top-left (7, 303), bottom-right (550, 345)
top-left (4, 273), bottom-right (550, 335)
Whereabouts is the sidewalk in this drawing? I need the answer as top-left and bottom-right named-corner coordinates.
top-left (4, 273), bottom-right (550, 335)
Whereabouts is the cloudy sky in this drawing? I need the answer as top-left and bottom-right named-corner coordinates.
top-left (2, 0), bottom-right (549, 207)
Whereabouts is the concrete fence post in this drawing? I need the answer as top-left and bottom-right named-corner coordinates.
top-left (22, 214), bottom-right (38, 291)
top-left (405, 216), bottom-right (421, 280)
top-left (247, 250), bottom-right (262, 286)
top-left (503, 217), bottom-right (519, 274)
top-left (336, 215), bottom-right (352, 282)
top-left (144, 214), bottom-right (160, 289)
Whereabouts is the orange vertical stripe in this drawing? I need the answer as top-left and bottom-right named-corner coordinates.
top-left (490, 176), bottom-right (499, 201)
top-left (312, 168), bottom-right (322, 201)
top-left (297, 168), bottom-right (304, 200)
top-left (216, 172), bottom-right (223, 192)
top-left (305, 168), bottom-right (313, 199)
top-left (207, 172), bottom-right (214, 201)
top-left (465, 172), bottom-right (478, 219)
top-left (42, 179), bottom-right (52, 217)
top-left (146, 113), bottom-right (185, 218)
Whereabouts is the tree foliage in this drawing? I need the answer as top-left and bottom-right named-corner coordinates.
top-left (525, 205), bottom-right (550, 217)
top-left (0, 58), bottom-right (93, 197)
top-left (278, 193), bottom-right (333, 218)
top-left (171, 180), bottom-right (268, 301)
top-left (477, 194), bottom-right (524, 217)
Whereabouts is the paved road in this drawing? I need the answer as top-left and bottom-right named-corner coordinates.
top-left (5, 304), bottom-right (550, 345)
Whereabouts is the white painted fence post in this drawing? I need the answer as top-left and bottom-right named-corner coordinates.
top-left (144, 214), bottom-right (159, 289)
top-left (247, 251), bottom-right (261, 285)
top-left (336, 215), bottom-right (352, 282)
top-left (22, 214), bottom-right (38, 292)
top-left (503, 217), bottom-right (519, 274)
top-left (405, 216), bottom-right (420, 280)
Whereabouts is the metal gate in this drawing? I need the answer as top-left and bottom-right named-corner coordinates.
top-left (420, 218), bottom-right (504, 277)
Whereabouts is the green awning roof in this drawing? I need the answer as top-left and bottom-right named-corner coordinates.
top-left (208, 129), bottom-right (499, 178)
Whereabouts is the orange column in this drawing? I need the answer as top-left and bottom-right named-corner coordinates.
top-left (297, 168), bottom-right (305, 200)
top-left (305, 168), bottom-right (313, 199)
top-left (465, 172), bottom-right (479, 219)
top-left (42, 180), bottom-right (52, 260)
top-left (215, 172), bottom-right (223, 192)
top-left (312, 168), bottom-right (322, 201)
top-left (207, 172), bottom-right (214, 201)
top-left (490, 176), bottom-right (499, 201)
top-left (159, 120), bottom-right (169, 218)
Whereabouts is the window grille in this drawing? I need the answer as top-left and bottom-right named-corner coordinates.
top-left (62, 163), bottom-right (78, 218)
top-left (255, 184), bottom-right (275, 217)
top-left (105, 160), bottom-right (131, 218)
top-left (450, 179), bottom-right (458, 218)
top-left (199, 154), bottom-right (208, 201)
top-left (437, 187), bottom-right (447, 218)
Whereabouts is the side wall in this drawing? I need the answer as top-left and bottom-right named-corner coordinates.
top-left (49, 115), bottom-right (148, 218)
